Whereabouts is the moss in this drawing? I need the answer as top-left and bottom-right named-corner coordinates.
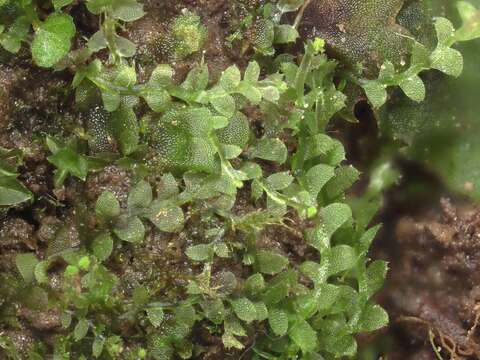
top-left (154, 10), bottom-right (208, 61)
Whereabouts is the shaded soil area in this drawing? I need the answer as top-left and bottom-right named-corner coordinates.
top-left (366, 195), bottom-right (480, 360)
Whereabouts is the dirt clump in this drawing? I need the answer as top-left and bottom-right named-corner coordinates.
top-left (377, 198), bottom-right (480, 359)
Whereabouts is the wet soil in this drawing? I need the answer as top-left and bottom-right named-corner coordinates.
top-left (369, 197), bottom-right (480, 360)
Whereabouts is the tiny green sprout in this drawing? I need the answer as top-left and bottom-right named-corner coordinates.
top-left (138, 348), bottom-right (147, 359)
top-left (65, 265), bottom-right (79, 277)
top-left (78, 256), bottom-right (91, 271)
top-left (312, 37), bottom-right (325, 53)
top-left (170, 10), bottom-right (207, 60)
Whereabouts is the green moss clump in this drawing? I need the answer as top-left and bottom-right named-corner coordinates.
top-left (169, 11), bottom-right (207, 60)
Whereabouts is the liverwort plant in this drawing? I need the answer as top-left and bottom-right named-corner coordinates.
top-left (360, 1), bottom-right (480, 108)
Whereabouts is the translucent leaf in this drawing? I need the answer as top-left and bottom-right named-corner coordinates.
top-left (358, 225), bottom-right (381, 255)
top-left (174, 304), bottom-right (197, 327)
top-left (244, 61), bottom-right (260, 83)
top-left (320, 203), bottom-right (352, 241)
top-left (317, 283), bottom-right (341, 311)
top-left (15, 253), bottom-right (38, 283)
top-left (142, 88), bottom-right (171, 113)
top-left (244, 273), bottom-right (265, 295)
top-left (149, 64), bottom-right (173, 86)
top-left (157, 173), bottom-right (179, 200)
top-left (113, 216), bottom-right (145, 243)
top-left (86, 0), bottom-right (114, 14)
top-left (324, 333), bottom-right (357, 357)
top-left (213, 242), bottom-right (230, 258)
top-left (95, 191), bottom-right (120, 221)
top-left (101, 91), bottom-right (121, 112)
top-left (399, 75), bottom-right (426, 102)
top-left (303, 134), bottom-right (335, 161)
top-left (357, 304), bottom-right (389, 332)
top-left (262, 271), bottom-right (296, 305)
top-left (31, 14), bottom-right (75, 68)
top-left (146, 306), bottom-right (164, 327)
top-left (237, 82), bottom-right (263, 104)
top-left (254, 302), bottom-right (268, 321)
top-left (216, 111), bottom-right (250, 148)
top-left (303, 164), bottom-right (335, 199)
top-left (74, 319), bottom-right (89, 341)
top-left (53, 0), bottom-right (74, 10)
top-left (202, 298), bottom-right (225, 324)
top-left (307, 203), bottom-right (352, 253)
top-left (274, 24), bottom-right (299, 44)
top-left (111, 104), bottom-right (139, 155)
top-left (278, 0), bottom-right (305, 12)
top-left (92, 336), bottom-right (105, 358)
top-left (47, 147), bottom-right (89, 181)
top-left (115, 65), bottom-right (137, 87)
top-left (268, 308), bottom-right (288, 336)
top-left (231, 298), bottom-right (257, 323)
top-left (213, 271), bottom-right (237, 295)
top-left (128, 180), bottom-right (153, 212)
top-left (150, 107), bottom-right (217, 172)
top-left (252, 138), bottom-right (288, 164)
top-left (256, 250), bottom-right (288, 275)
top-left (240, 162), bottom-right (262, 180)
top-left (210, 93), bottom-right (236, 117)
top-left (0, 177), bottom-right (33, 206)
top-left (220, 65), bottom-right (241, 92)
top-left (456, 1), bottom-right (480, 41)
top-left (324, 166), bottom-right (360, 200)
top-left (34, 261), bottom-right (49, 284)
top-left (222, 332), bottom-right (244, 350)
top-left (378, 61), bottom-right (395, 81)
top-left (260, 86), bottom-right (280, 102)
top-left (327, 245), bottom-right (357, 276)
top-left (181, 64), bottom-right (209, 92)
top-left (362, 81), bottom-right (387, 109)
top-left (147, 201), bottom-right (184, 233)
top-left (111, 0), bottom-right (145, 22)
top-left (0, 16), bottom-right (30, 53)
top-left (325, 285), bottom-right (358, 315)
top-left (88, 30), bottom-right (107, 52)
top-left (221, 144), bottom-right (242, 159)
top-left (430, 46), bottom-right (464, 77)
top-left (434, 17), bottom-right (455, 46)
top-left (114, 35), bottom-right (137, 57)
top-left (289, 319), bottom-right (318, 353)
top-left (185, 244), bottom-right (212, 262)
top-left (359, 260), bottom-right (388, 298)
top-left (300, 261), bottom-right (328, 286)
top-left (91, 232), bottom-right (114, 261)
top-left (266, 172), bottom-right (294, 190)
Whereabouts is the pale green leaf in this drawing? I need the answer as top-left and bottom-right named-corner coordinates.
top-left (252, 138), bottom-right (288, 164)
top-left (289, 319), bottom-right (318, 353)
top-left (113, 216), bottom-right (145, 243)
top-left (95, 191), bottom-right (120, 221)
top-left (231, 298), bottom-right (257, 323)
top-left (15, 253), bottom-right (38, 283)
top-left (74, 319), bottom-right (89, 341)
top-left (257, 250), bottom-right (288, 275)
top-left (268, 308), bottom-right (288, 336)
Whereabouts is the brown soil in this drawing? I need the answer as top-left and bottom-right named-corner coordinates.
top-left (372, 198), bottom-right (480, 359)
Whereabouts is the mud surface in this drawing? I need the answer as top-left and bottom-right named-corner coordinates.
top-left (370, 197), bottom-right (480, 359)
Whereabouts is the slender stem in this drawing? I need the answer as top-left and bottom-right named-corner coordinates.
top-left (293, 0), bottom-right (313, 29)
